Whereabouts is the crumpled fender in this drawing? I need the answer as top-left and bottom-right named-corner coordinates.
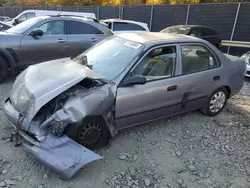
top-left (23, 133), bottom-right (102, 181)
top-left (40, 84), bottom-right (117, 136)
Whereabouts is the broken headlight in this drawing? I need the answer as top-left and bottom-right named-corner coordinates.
top-left (10, 85), bottom-right (31, 113)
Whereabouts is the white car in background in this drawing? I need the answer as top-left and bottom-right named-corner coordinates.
top-left (241, 52), bottom-right (250, 77)
top-left (5, 10), bottom-right (96, 26)
top-left (101, 19), bottom-right (150, 34)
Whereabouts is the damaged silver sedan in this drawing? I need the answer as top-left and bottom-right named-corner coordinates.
top-left (3, 32), bottom-right (246, 180)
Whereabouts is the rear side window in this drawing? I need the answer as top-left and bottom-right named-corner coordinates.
top-left (202, 28), bottom-right (216, 36)
top-left (27, 13), bottom-right (35, 19)
top-left (113, 22), bottom-right (146, 31)
top-left (68, 21), bottom-right (104, 35)
top-left (181, 45), bottom-right (219, 75)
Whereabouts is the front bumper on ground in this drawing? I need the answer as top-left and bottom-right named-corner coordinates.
top-left (3, 99), bottom-right (103, 180)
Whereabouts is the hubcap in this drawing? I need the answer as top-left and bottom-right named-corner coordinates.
top-left (209, 91), bottom-right (226, 113)
top-left (78, 123), bottom-right (102, 148)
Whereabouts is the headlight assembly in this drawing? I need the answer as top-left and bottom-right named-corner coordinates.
top-left (10, 85), bottom-right (31, 113)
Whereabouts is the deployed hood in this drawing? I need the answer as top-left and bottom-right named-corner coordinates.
top-left (10, 58), bottom-right (103, 121)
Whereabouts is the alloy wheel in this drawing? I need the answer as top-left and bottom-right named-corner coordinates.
top-left (209, 91), bottom-right (226, 113)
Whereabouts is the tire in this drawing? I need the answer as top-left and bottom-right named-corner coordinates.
top-left (0, 56), bottom-right (8, 83)
top-left (201, 87), bottom-right (228, 116)
top-left (72, 117), bottom-right (111, 150)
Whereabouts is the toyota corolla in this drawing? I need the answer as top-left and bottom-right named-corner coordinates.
top-left (3, 32), bottom-right (246, 180)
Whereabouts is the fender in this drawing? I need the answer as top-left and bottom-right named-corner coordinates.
top-left (0, 48), bottom-right (17, 75)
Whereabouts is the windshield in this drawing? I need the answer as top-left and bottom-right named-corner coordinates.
top-left (7, 17), bottom-right (41, 34)
top-left (161, 26), bottom-right (190, 34)
top-left (74, 36), bottom-right (144, 81)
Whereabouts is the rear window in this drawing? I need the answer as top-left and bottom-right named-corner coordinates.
top-left (68, 21), bottom-right (103, 35)
top-left (113, 22), bottom-right (146, 31)
top-left (202, 28), bottom-right (217, 36)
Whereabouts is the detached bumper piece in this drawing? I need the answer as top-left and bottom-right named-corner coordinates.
top-left (23, 133), bottom-right (103, 180)
top-left (4, 99), bottom-right (103, 180)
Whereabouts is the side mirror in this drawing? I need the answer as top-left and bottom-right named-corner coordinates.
top-left (13, 19), bottom-right (18, 26)
top-left (30, 29), bottom-right (43, 37)
top-left (121, 75), bottom-right (146, 86)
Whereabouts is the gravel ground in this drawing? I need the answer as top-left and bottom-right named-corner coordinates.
top-left (0, 78), bottom-right (250, 188)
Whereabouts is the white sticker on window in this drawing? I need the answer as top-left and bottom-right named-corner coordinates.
top-left (124, 41), bottom-right (142, 49)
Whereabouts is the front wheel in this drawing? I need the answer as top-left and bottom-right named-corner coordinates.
top-left (74, 117), bottom-right (111, 150)
top-left (201, 87), bottom-right (228, 116)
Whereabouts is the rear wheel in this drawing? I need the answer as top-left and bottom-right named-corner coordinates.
top-left (0, 56), bottom-right (8, 83)
top-left (201, 87), bottom-right (228, 116)
top-left (75, 117), bottom-right (111, 150)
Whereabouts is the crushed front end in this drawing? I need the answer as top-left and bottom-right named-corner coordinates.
top-left (3, 60), bottom-right (116, 180)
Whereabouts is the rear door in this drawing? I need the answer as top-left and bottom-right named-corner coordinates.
top-left (175, 44), bottom-right (222, 112)
top-left (66, 20), bottom-right (106, 58)
top-left (20, 20), bottom-right (68, 65)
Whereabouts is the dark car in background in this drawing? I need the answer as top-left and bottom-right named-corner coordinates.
top-left (160, 25), bottom-right (221, 48)
top-left (0, 21), bottom-right (12, 31)
top-left (0, 15), bottom-right (113, 82)
top-left (0, 16), bottom-right (10, 22)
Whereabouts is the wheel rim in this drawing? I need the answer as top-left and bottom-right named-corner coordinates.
top-left (209, 91), bottom-right (226, 113)
top-left (78, 123), bottom-right (102, 148)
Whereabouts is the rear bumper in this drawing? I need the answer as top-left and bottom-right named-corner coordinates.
top-left (3, 99), bottom-right (103, 180)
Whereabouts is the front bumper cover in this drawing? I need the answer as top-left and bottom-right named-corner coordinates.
top-left (3, 99), bottom-right (103, 180)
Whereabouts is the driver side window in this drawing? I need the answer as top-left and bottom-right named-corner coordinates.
top-left (17, 14), bottom-right (27, 23)
top-left (133, 46), bottom-right (176, 81)
top-left (37, 21), bottom-right (65, 35)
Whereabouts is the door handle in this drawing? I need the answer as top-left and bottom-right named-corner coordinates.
top-left (167, 85), bottom-right (178, 91)
top-left (90, 38), bottom-right (99, 42)
top-left (57, 39), bottom-right (66, 43)
top-left (213, 76), bottom-right (220, 81)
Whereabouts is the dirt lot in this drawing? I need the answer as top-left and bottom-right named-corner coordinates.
top-left (0, 78), bottom-right (250, 188)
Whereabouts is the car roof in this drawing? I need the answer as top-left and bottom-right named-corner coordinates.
top-left (35, 15), bottom-right (98, 22)
top-left (167, 25), bottom-right (216, 30)
top-left (101, 19), bottom-right (147, 25)
top-left (116, 32), bottom-right (203, 44)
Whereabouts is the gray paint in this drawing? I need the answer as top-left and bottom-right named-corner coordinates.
top-left (3, 33), bottom-right (246, 180)
top-left (0, 16), bottom-right (112, 68)
top-left (2, 2), bottom-right (249, 55)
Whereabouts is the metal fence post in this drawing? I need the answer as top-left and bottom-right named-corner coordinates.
top-left (77, 6), bottom-right (80, 12)
top-left (227, 2), bottom-right (241, 54)
top-left (120, 6), bottom-right (124, 19)
top-left (185, 4), bottom-right (190, 25)
top-left (3, 7), bottom-right (5, 16)
top-left (149, 5), bottom-right (154, 31)
top-left (97, 6), bottom-right (100, 20)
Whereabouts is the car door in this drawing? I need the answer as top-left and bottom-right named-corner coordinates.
top-left (174, 43), bottom-right (222, 113)
top-left (66, 20), bottom-right (106, 58)
top-left (20, 20), bottom-right (68, 65)
top-left (115, 45), bottom-right (181, 129)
